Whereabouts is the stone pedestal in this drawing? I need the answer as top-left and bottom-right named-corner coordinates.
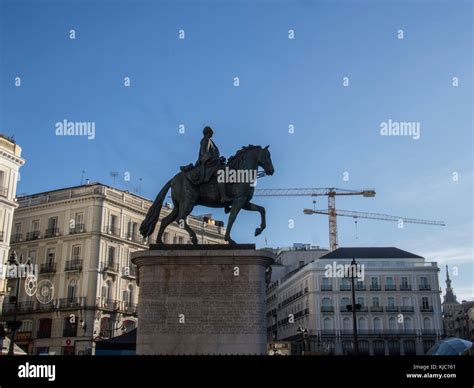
top-left (131, 245), bottom-right (274, 355)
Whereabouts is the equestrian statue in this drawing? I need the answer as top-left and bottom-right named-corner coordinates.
top-left (139, 126), bottom-right (275, 245)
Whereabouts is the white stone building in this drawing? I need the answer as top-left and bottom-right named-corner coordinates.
top-left (1, 182), bottom-right (225, 354)
top-left (0, 135), bottom-right (25, 311)
top-left (266, 247), bottom-right (443, 355)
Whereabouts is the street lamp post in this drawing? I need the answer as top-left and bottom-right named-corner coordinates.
top-left (349, 258), bottom-right (359, 355)
top-left (6, 251), bottom-right (30, 355)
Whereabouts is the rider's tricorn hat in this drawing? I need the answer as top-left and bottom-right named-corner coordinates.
top-left (203, 126), bottom-right (213, 135)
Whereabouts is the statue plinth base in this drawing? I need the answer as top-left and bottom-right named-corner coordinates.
top-left (131, 245), bottom-right (274, 355)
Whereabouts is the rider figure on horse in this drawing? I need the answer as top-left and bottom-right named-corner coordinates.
top-left (181, 126), bottom-right (231, 203)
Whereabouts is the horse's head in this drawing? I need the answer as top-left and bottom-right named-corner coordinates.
top-left (258, 145), bottom-right (275, 176)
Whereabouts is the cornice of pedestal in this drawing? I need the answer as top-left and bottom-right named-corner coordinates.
top-left (131, 247), bottom-right (275, 268)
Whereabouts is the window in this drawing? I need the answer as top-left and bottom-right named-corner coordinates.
top-left (125, 284), bottom-right (134, 305)
top-left (421, 297), bottom-right (430, 309)
top-left (100, 317), bottom-right (112, 338)
top-left (373, 317), bottom-right (382, 332)
top-left (46, 248), bottom-right (55, 264)
top-left (340, 278), bottom-right (350, 289)
top-left (358, 340), bottom-right (370, 355)
top-left (72, 245), bottom-right (81, 261)
top-left (48, 216), bottom-right (58, 230)
top-left (108, 246), bottom-right (116, 265)
top-left (14, 223), bottom-right (22, 234)
top-left (387, 297), bottom-right (395, 307)
top-left (372, 297), bottom-right (380, 307)
top-left (63, 316), bottom-right (77, 337)
top-left (28, 250), bottom-right (36, 264)
top-left (341, 297), bottom-right (350, 310)
top-left (423, 317), bottom-right (432, 330)
top-left (322, 297), bottom-right (332, 307)
top-left (388, 340), bottom-right (400, 355)
top-left (103, 280), bottom-right (112, 301)
top-left (357, 297), bottom-right (365, 307)
top-left (373, 340), bottom-right (385, 355)
top-left (109, 215), bottom-right (118, 233)
top-left (0, 170), bottom-right (5, 190)
top-left (386, 277), bottom-right (394, 286)
top-left (74, 213), bottom-right (84, 231)
top-left (401, 277), bottom-right (409, 288)
top-left (388, 317), bottom-right (397, 331)
top-left (163, 232), bottom-right (169, 243)
top-left (420, 277), bottom-right (428, 286)
top-left (323, 317), bottom-right (333, 330)
top-left (123, 319), bottom-right (136, 332)
top-left (67, 279), bottom-right (77, 300)
top-left (38, 318), bottom-right (52, 338)
top-left (128, 221), bottom-right (138, 238)
top-left (31, 220), bottom-right (40, 232)
top-left (404, 340), bottom-right (416, 355)
top-left (371, 277), bottom-right (379, 288)
top-left (404, 317), bottom-right (414, 331)
top-left (358, 317), bottom-right (367, 330)
top-left (342, 317), bottom-right (351, 330)
top-left (402, 297), bottom-right (411, 307)
top-left (20, 320), bottom-right (33, 332)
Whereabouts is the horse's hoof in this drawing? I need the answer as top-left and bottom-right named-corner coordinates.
top-left (255, 228), bottom-right (262, 236)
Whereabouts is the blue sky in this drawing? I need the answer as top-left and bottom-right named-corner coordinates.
top-left (0, 0), bottom-right (472, 300)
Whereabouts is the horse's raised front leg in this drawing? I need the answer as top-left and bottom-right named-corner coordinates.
top-left (225, 199), bottom-right (245, 245)
top-left (243, 202), bottom-right (266, 236)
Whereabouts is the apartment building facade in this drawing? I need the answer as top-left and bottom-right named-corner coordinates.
top-left (266, 247), bottom-right (443, 355)
top-left (1, 183), bottom-right (225, 354)
top-left (0, 135), bottom-right (25, 310)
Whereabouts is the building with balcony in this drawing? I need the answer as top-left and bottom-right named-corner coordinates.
top-left (0, 182), bottom-right (226, 354)
top-left (0, 135), bottom-right (25, 311)
top-left (266, 246), bottom-right (443, 355)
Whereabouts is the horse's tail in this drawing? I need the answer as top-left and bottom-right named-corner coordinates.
top-left (139, 178), bottom-right (172, 237)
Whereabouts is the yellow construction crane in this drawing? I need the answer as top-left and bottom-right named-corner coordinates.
top-left (254, 188), bottom-right (445, 251)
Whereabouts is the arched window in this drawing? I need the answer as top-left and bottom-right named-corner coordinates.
top-left (67, 278), bottom-right (77, 301)
top-left (404, 317), bottom-right (414, 331)
top-left (343, 317), bottom-right (351, 331)
top-left (423, 317), bottom-right (432, 330)
top-left (373, 317), bottom-right (382, 332)
top-left (323, 317), bottom-right (333, 331)
top-left (123, 319), bottom-right (136, 333)
top-left (388, 317), bottom-right (397, 332)
top-left (358, 317), bottom-right (367, 330)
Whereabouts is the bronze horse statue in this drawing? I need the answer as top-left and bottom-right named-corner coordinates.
top-left (139, 145), bottom-right (275, 244)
